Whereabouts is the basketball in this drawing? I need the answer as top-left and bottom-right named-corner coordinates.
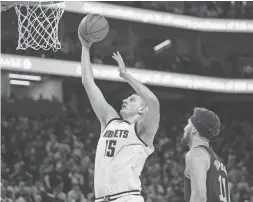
top-left (78, 14), bottom-right (109, 44)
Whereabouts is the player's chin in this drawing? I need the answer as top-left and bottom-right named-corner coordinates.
top-left (120, 108), bottom-right (133, 118)
top-left (181, 137), bottom-right (188, 145)
top-left (120, 108), bottom-right (126, 115)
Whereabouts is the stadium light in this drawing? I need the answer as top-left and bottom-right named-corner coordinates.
top-left (2, 54), bottom-right (253, 93)
top-left (10, 79), bottom-right (30, 86)
top-left (154, 39), bottom-right (171, 52)
top-left (64, 2), bottom-right (253, 33)
top-left (9, 73), bottom-right (41, 81)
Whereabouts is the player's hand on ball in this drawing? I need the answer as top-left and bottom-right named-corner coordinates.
top-left (112, 51), bottom-right (127, 77)
top-left (78, 31), bottom-right (91, 48)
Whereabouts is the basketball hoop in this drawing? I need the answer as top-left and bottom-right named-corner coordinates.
top-left (13, 1), bottom-right (65, 51)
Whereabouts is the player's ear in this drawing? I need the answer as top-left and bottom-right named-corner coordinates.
top-left (192, 127), bottom-right (198, 135)
top-left (138, 106), bottom-right (147, 115)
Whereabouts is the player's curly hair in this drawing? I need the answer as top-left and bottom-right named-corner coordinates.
top-left (190, 107), bottom-right (221, 140)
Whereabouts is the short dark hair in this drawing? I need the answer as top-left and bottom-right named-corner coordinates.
top-left (190, 107), bottom-right (221, 140)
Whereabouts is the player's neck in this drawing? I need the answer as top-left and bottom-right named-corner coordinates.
top-left (191, 137), bottom-right (209, 149)
top-left (122, 114), bottom-right (141, 124)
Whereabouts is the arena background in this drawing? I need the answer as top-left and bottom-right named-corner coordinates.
top-left (1, 1), bottom-right (253, 202)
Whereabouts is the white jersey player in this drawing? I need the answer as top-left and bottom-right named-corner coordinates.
top-left (79, 35), bottom-right (160, 202)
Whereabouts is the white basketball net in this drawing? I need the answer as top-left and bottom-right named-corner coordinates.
top-left (14, 1), bottom-right (65, 52)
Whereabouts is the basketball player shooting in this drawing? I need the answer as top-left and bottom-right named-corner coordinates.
top-left (182, 108), bottom-right (230, 202)
top-left (78, 34), bottom-right (160, 201)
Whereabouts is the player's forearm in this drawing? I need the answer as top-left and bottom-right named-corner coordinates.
top-left (190, 191), bottom-right (206, 202)
top-left (81, 46), bottom-right (95, 85)
top-left (121, 72), bottom-right (159, 105)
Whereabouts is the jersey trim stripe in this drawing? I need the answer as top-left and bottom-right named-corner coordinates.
top-left (105, 118), bottom-right (122, 128)
top-left (95, 190), bottom-right (141, 202)
top-left (119, 115), bottom-right (131, 124)
top-left (102, 118), bottom-right (122, 134)
top-left (194, 146), bottom-right (211, 171)
top-left (184, 171), bottom-right (190, 179)
top-left (194, 146), bottom-right (211, 159)
top-left (134, 122), bottom-right (148, 147)
top-left (120, 120), bottom-right (131, 124)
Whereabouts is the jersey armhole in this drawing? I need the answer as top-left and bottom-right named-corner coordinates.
top-left (134, 122), bottom-right (148, 147)
top-left (101, 118), bottom-right (122, 134)
top-left (195, 147), bottom-right (211, 171)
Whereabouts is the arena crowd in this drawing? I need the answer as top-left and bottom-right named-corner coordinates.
top-left (1, 95), bottom-right (253, 202)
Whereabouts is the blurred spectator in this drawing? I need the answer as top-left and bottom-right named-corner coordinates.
top-left (46, 134), bottom-right (60, 154)
top-left (32, 181), bottom-right (44, 202)
top-left (67, 178), bottom-right (87, 202)
top-left (42, 175), bottom-right (66, 202)
top-left (68, 164), bottom-right (84, 187)
top-left (1, 186), bottom-right (12, 202)
top-left (10, 162), bottom-right (32, 184)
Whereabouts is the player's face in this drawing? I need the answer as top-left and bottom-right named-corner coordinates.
top-left (120, 94), bottom-right (146, 118)
top-left (181, 119), bottom-right (195, 145)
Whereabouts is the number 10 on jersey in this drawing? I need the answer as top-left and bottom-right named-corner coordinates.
top-left (104, 140), bottom-right (117, 157)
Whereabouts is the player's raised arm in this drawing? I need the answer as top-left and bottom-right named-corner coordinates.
top-left (112, 52), bottom-right (160, 139)
top-left (188, 148), bottom-right (210, 202)
top-left (79, 38), bottom-right (119, 131)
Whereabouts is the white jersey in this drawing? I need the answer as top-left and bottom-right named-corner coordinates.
top-left (94, 118), bottom-right (154, 198)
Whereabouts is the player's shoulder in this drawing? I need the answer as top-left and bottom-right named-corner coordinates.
top-left (187, 147), bottom-right (211, 162)
top-left (194, 147), bottom-right (210, 157)
top-left (185, 150), bottom-right (192, 166)
top-left (105, 117), bottom-right (122, 126)
top-left (185, 151), bottom-right (191, 161)
top-left (186, 147), bottom-right (211, 170)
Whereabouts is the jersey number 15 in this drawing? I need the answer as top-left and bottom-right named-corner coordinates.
top-left (104, 140), bottom-right (117, 157)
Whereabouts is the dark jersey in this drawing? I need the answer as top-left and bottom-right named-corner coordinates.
top-left (184, 145), bottom-right (230, 202)
top-left (41, 191), bottom-right (65, 202)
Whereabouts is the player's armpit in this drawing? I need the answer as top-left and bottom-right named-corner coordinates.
top-left (83, 81), bottom-right (120, 131)
top-left (189, 148), bottom-right (210, 202)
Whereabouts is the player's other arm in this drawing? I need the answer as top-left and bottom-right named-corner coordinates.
top-left (80, 42), bottom-right (119, 131)
top-left (112, 52), bottom-right (160, 140)
top-left (123, 71), bottom-right (160, 138)
top-left (188, 148), bottom-right (210, 202)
